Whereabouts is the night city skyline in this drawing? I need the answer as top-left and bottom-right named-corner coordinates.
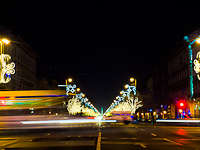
top-left (1, 1), bottom-right (200, 111)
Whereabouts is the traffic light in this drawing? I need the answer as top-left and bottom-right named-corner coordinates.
top-left (0, 97), bottom-right (5, 106)
top-left (177, 100), bottom-right (186, 110)
top-left (1, 100), bottom-right (5, 106)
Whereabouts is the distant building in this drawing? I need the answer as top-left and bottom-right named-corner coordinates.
top-left (140, 63), bottom-right (168, 112)
top-left (0, 26), bottom-right (39, 90)
top-left (36, 77), bottom-right (61, 90)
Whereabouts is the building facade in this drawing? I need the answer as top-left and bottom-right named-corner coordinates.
top-left (0, 26), bottom-right (39, 90)
top-left (139, 29), bottom-right (200, 118)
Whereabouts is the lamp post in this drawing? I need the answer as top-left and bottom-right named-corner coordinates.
top-left (0, 38), bottom-right (15, 83)
top-left (184, 35), bottom-right (200, 99)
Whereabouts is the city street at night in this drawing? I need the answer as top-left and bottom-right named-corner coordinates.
top-left (1, 1), bottom-right (200, 150)
top-left (0, 123), bottom-right (199, 149)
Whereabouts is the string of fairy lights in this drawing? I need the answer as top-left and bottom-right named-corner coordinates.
top-left (104, 78), bottom-right (143, 116)
top-left (59, 78), bottom-right (100, 116)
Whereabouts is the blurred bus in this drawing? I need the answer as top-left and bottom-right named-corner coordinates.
top-left (105, 111), bottom-right (132, 123)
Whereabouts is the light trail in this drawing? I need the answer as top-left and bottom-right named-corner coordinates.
top-left (156, 119), bottom-right (200, 123)
top-left (21, 119), bottom-right (117, 124)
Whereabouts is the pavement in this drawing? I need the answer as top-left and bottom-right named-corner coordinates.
top-left (0, 122), bottom-right (199, 149)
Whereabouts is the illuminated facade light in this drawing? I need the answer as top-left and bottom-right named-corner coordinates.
top-left (194, 51), bottom-right (200, 80)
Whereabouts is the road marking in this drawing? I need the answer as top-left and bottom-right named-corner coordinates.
top-left (135, 143), bottom-right (147, 148)
top-left (151, 133), bottom-right (157, 136)
top-left (179, 139), bottom-right (200, 141)
top-left (120, 138), bottom-right (137, 139)
top-left (1, 140), bottom-right (18, 146)
top-left (164, 138), bottom-right (182, 145)
top-left (96, 132), bottom-right (101, 150)
top-left (152, 138), bottom-right (166, 140)
top-left (101, 141), bottom-right (147, 148)
top-left (101, 137), bottom-right (138, 140)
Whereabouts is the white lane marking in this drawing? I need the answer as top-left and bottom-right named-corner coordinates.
top-left (151, 133), bottom-right (157, 136)
top-left (96, 132), bottom-right (101, 150)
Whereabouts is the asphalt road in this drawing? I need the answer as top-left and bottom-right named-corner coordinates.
top-left (0, 123), bottom-right (200, 149)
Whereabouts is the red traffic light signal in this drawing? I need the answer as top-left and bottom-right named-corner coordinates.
top-left (1, 100), bottom-right (5, 106)
top-left (177, 100), bottom-right (186, 109)
top-left (0, 97), bottom-right (5, 106)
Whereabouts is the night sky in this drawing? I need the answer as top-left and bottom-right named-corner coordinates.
top-left (1, 1), bottom-right (200, 111)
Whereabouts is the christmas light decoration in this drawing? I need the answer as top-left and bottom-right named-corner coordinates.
top-left (121, 85), bottom-right (136, 99)
top-left (66, 84), bottom-right (76, 95)
top-left (194, 51), bottom-right (200, 80)
top-left (0, 54), bottom-right (15, 83)
top-left (67, 97), bottom-right (83, 115)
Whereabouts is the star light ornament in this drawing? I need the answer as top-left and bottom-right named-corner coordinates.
top-left (116, 95), bottom-right (124, 102)
top-left (66, 84), bottom-right (77, 95)
top-left (194, 51), bottom-right (200, 80)
top-left (0, 54), bottom-right (15, 83)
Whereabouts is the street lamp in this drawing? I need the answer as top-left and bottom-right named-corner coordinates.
top-left (1, 38), bottom-right (10, 54)
top-left (184, 35), bottom-right (200, 99)
top-left (66, 78), bottom-right (72, 86)
top-left (130, 78), bottom-right (137, 86)
top-left (0, 38), bottom-right (15, 83)
top-left (76, 88), bottom-right (80, 92)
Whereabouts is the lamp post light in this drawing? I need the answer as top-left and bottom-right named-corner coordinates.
top-left (0, 38), bottom-right (15, 83)
top-left (130, 78), bottom-right (137, 87)
top-left (184, 35), bottom-right (200, 99)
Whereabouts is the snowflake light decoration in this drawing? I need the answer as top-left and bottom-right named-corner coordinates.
top-left (66, 84), bottom-right (76, 95)
top-left (75, 93), bottom-right (84, 99)
top-left (0, 54), bottom-right (15, 83)
top-left (116, 95), bottom-right (124, 102)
